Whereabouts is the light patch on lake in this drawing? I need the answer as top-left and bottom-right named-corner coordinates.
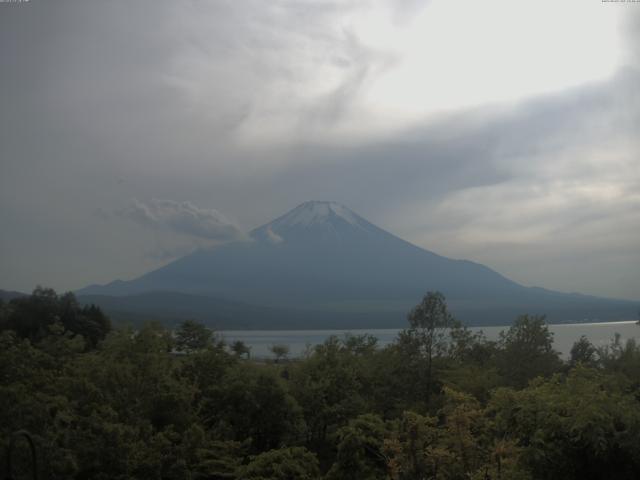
top-left (220, 321), bottom-right (640, 359)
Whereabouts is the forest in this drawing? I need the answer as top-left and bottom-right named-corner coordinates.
top-left (2, 287), bottom-right (640, 479)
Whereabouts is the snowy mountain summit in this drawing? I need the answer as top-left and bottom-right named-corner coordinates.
top-left (274, 201), bottom-right (360, 227)
top-left (250, 201), bottom-right (382, 244)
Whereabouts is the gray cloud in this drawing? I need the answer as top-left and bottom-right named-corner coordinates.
top-left (118, 199), bottom-right (246, 243)
top-left (0, 0), bottom-right (638, 300)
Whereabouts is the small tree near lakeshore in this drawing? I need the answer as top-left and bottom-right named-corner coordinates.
top-left (231, 339), bottom-right (251, 359)
top-left (270, 344), bottom-right (290, 363)
top-left (570, 335), bottom-right (597, 367)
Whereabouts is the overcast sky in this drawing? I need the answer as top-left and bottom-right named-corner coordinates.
top-left (1, 0), bottom-right (639, 300)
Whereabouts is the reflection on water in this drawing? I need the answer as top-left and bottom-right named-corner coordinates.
top-left (221, 321), bottom-right (640, 359)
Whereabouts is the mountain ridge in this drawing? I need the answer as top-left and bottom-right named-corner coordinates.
top-left (77, 201), bottom-right (637, 327)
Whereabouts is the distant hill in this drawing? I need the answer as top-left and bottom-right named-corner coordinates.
top-left (77, 291), bottom-right (407, 330)
top-left (0, 289), bottom-right (28, 302)
top-left (78, 201), bottom-right (638, 328)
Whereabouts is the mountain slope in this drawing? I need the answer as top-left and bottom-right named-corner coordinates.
top-left (0, 289), bottom-right (28, 302)
top-left (78, 201), bottom-right (637, 326)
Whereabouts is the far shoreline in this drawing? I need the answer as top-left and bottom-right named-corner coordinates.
top-left (218, 319), bottom-right (638, 333)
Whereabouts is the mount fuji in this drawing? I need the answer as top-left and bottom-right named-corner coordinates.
top-left (78, 201), bottom-right (636, 328)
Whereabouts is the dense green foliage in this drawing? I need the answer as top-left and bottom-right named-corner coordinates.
top-left (2, 289), bottom-right (640, 479)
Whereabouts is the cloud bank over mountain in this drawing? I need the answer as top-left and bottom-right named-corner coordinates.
top-left (118, 199), bottom-right (245, 243)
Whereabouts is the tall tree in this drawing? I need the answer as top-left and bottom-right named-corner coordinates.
top-left (399, 291), bottom-right (457, 400)
top-left (2, 287), bottom-right (110, 348)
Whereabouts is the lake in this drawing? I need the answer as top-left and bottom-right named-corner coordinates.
top-left (220, 321), bottom-right (640, 359)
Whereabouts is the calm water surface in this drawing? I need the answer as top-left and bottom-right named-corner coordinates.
top-left (221, 321), bottom-right (640, 359)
